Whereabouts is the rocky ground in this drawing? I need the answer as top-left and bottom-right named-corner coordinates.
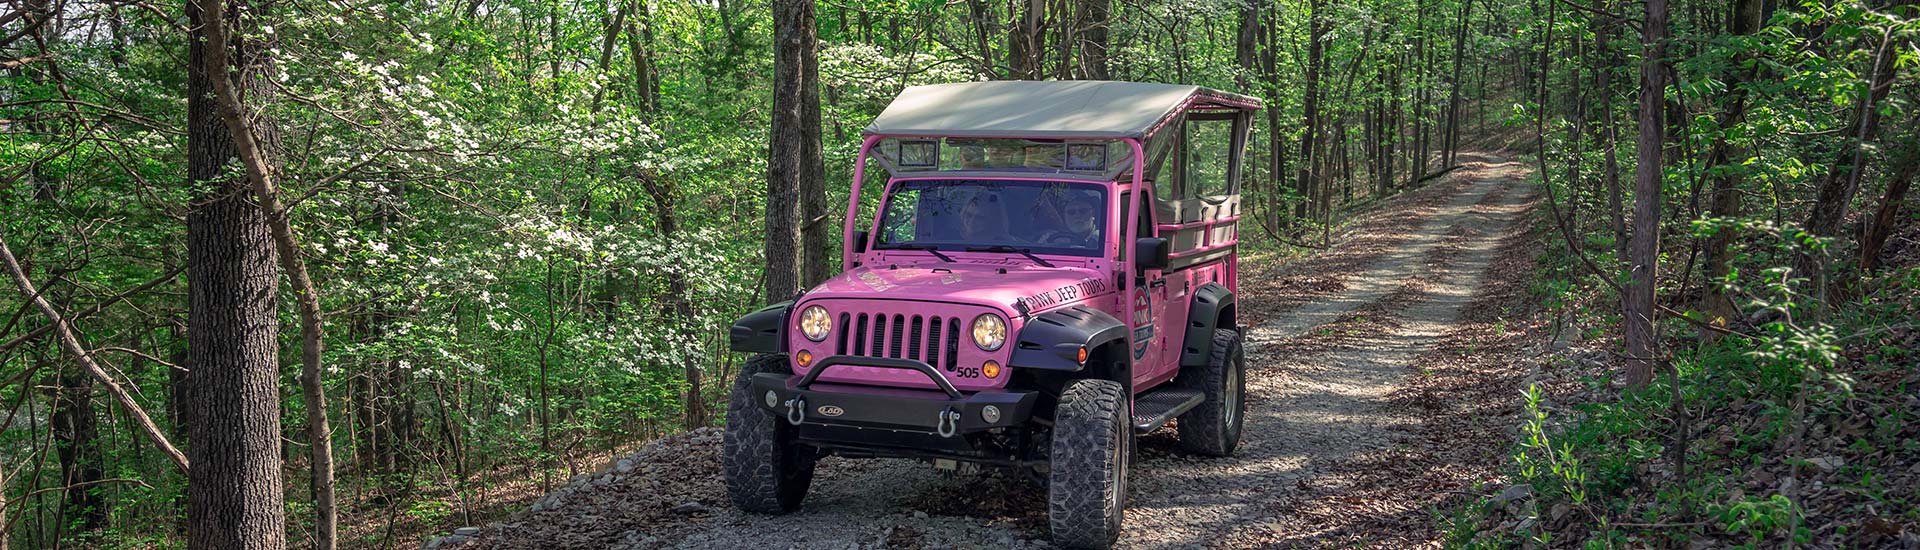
top-left (436, 152), bottom-right (1544, 549)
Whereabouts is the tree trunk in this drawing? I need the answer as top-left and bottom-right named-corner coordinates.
top-left (49, 366), bottom-right (105, 533)
top-left (1623, 0), bottom-right (1669, 387)
top-left (1698, 0), bottom-right (1767, 331)
top-left (1860, 125), bottom-right (1918, 271)
top-left (1077, 0), bottom-right (1110, 79)
top-left (1016, 0), bottom-right (1047, 80)
top-left (1234, 0), bottom-right (1257, 92)
top-left (767, 0), bottom-right (816, 299)
top-left (27, 168), bottom-right (110, 537)
top-left (191, 0), bottom-right (337, 541)
top-left (626, 0), bottom-right (659, 114)
top-left (799, 1), bottom-right (830, 288)
top-left (1295, 0), bottom-right (1326, 226)
top-left (1260, 2), bottom-right (1286, 232)
top-left (1597, 0), bottom-right (1627, 267)
top-left (968, 0), bottom-right (998, 78)
top-left (184, 0), bottom-right (286, 542)
top-left (1798, 25), bottom-right (1900, 279)
top-left (588, 2), bottom-right (631, 110)
top-left (641, 171), bottom-right (704, 429)
top-left (1443, 0), bottom-right (1472, 167)
top-left (1386, 52), bottom-right (1400, 190)
top-left (1411, 0), bottom-right (1429, 184)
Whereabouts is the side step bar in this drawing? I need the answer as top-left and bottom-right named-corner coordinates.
top-left (1130, 388), bottom-right (1204, 434)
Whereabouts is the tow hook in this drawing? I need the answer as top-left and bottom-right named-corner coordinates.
top-left (936, 407), bottom-right (960, 439)
top-left (784, 396), bottom-right (807, 426)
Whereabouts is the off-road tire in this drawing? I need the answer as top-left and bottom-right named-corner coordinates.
top-left (1048, 378), bottom-right (1130, 549)
top-left (723, 354), bottom-right (817, 513)
top-left (1176, 328), bottom-right (1245, 456)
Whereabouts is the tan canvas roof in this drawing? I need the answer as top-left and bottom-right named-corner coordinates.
top-left (864, 81), bottom-right (1260, 140)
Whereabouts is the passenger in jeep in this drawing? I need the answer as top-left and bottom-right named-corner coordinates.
top-left (959, 194), bottom-right (1010, 242)
top-left (1040, 191), bottom-right (1101, 247)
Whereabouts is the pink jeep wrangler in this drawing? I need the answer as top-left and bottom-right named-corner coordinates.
top-left (724, 81), bottom-right (1258, 548)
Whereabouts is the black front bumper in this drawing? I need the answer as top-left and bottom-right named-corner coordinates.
top-left (749, 355), bottom-right (1038, 454)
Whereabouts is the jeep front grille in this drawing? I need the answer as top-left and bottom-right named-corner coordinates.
top-left (837, 313), bottom-right (962, 372)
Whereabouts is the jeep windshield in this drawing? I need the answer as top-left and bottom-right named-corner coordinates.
top-left (875, 179), bottom-right (1108, 258)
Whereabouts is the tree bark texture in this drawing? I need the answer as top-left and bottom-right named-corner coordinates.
top-left (798, 1), bottom-right (830, 288)
top-left (767, 0), bottom-right (819, 299)
top-left (1623, 0), bottom-right (1669, 387)
top-left (187, 0), bottom-right (288, 546)
top-left (195, 0), bottom-right (340, 542)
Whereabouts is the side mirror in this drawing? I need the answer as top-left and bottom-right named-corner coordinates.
top-left (852, 230), bottom-right (869, 254)
top-left (1134, 238), bottom-right (1170, 271)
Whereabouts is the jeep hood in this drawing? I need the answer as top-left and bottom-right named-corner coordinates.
top-left (802, 264), bottom-right (1114, 313)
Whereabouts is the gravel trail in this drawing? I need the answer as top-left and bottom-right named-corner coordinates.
top-left (453, 153), bottom-right (1537, 550)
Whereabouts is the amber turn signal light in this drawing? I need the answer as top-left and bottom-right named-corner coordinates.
top-left (796, 350), bottom-right (814, 367)
top-left (1076, 346), bottom-right (1088, 364)
top-left (982, 360), bottom-right (1001, 378)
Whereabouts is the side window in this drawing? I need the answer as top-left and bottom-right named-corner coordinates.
top-left (1116, 191), bottom-right (1156, 264)
top-left (1155, 132), bottom-right (1181, 201)
top-left (1185, 117), bottom-right (1233, 198)
top-left (1136, 191), bottom-right (1155, 238)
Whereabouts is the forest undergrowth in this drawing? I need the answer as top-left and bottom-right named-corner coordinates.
top-left (1441, 169), bottom-right (1920, 549)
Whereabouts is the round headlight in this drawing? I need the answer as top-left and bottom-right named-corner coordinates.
top-left (798, 305), bottom-right (832, 342)
top-left (971, 314), bottom-right (1007, 351)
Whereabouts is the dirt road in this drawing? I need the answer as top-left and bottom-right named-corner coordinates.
top-left (450, 153), bottom-right (1538, 549)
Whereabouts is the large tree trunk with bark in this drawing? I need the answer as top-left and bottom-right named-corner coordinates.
top-left (798, 3), bottom-right (830, 288)
top-left (186, 0), bottom-right (287, 546)
top-left (194, 0), bottom-right (339, 541)
top-left (767, 0), bottom-right (820, 299)
top-left (1623, 0), bottom-right (1669, 387)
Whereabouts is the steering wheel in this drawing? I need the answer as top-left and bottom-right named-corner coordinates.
top-left (1041, 232), bottom-right (1083, 246)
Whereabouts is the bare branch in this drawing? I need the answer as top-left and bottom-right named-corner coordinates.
top-left (0, 232), bottom-right (189, 474)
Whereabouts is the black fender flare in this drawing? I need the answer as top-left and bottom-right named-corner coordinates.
top-left (728, 300), bottom-right (793, 354)
top-left (1008, 305), bottom-right (1128, 372)
top-left (1179, 283), bottom-right (1237, 367)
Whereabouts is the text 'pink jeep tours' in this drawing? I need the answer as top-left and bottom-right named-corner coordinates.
top-left (724, 81), bottom-right (1258, 549)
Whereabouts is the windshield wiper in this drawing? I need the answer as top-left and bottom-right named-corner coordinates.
top-left (887, 244), bottom-right (955, 263)
top-left (966, 245), bottom-right (1055, 268)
